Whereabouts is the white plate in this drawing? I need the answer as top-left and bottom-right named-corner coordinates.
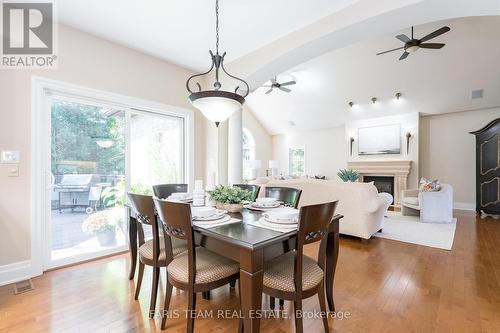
top-left (193, 209), bottom-right (227, 221)
top-left (258, 218), bottom-right (297, 230)
top-left (251, 202), bottom-right (281, 209)
top-left (194, 214), bottom-right (230, 224)
top-left (263, 214), bottom-right (298, 225)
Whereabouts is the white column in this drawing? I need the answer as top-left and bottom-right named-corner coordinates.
top-left (227, 110), bottom-right (243, 185)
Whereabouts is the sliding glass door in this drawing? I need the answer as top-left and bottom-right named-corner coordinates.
top-left (46, 95), bottom-right (187, 269)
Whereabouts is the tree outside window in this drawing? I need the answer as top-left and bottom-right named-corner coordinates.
top-left (288, 146), bottom-right (305, 177)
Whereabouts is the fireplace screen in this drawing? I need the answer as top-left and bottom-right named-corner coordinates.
top-left (363, 176), bottom-right (394, 204)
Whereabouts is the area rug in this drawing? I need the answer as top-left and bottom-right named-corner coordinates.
top-left (373, 211), bottom-right (457, 250)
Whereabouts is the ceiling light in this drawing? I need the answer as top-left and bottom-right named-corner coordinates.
top-left (371, 97), bottom-right (377, 104)
top-left (348, 101), bottom-right (354, 108)
top-left (395, 92), bottom-right (402, 100)
top-left (186, 0), bottom-right (249, 127)
top-left (405, 45), bottom-right (419, 53)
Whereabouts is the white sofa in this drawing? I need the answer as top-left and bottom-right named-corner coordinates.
top-left (401, 184), bottom-right (453, 223)
top-left (258, 179), bottom-right (393, 240)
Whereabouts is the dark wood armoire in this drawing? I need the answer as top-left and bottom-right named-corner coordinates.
top-left (470, 118), bottom-right (500, 215)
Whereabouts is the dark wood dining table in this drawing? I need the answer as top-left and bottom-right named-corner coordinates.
top-left (128, 207), bottom-right (342, 333)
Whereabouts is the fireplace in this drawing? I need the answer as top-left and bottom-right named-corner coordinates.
top-left (347, 160), bottom-right (411, 207)
top-left (363, 176), bottom-right (394, 204)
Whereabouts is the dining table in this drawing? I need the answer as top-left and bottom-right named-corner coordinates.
top-left (127, 207), bottom-right (343, 333)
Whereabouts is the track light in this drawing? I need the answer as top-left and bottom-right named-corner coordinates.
top-left (395, 92), bottom-right (402, 100)
top-left (371, 97), bottom-right (377, 104)
top-left (348, 101), bottom-right (354, 108)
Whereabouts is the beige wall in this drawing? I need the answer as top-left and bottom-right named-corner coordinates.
top-left (0, 24), bottom-right (206, 266)
top-left (272, 126), bottom-right (346, 180)
top-left (242, 106), bottom-right (272, 177)
top-left (420, 108), bottom-right (500, 209)
top-left (347, 112), bottom-right (420, 189)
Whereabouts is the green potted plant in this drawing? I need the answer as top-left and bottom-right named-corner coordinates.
top-left (337, 168), bottom-right (360, 182)
top-left (82, 211), bottom-right (117, 246)
top-left (208, 185), bottom-right (252, 213)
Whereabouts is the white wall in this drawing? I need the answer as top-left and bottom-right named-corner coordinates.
top-left (242, 106), bottom-right (272, 176)
top-left (0, 24), bottom-right (205, 272)
top-left (272, 126), bottom-right (346, 179)
top-left (346, 112), bottom-right (420, 188)
top-left (420, 108), bottom-right (500, 210)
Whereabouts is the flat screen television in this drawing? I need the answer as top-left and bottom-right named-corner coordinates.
top-left (358, 124), bottom-right (401, 155)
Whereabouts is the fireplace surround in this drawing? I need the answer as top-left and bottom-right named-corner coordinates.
top-left (347, 160), bottom-right (412, 206)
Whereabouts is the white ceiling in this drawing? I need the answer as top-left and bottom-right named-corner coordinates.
top-left (246, 16), bottom-right (500, 135)
top-left (58, 0), bottom-right (358, 71)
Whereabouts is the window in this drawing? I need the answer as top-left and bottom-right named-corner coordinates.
top-left (288, 146), bottom-right (305, 176)
top-left (242, 128), bottom-right (255, 181)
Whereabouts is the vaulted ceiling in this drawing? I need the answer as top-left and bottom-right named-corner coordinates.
top-left (57, 1), bottom-right (500, 135)
top-left (58, 0), bottom-right (357, 71)
top-left (246, 16), bottom-right (500, 134)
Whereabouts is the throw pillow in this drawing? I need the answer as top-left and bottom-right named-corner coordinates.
top-left (419, 177), bottom-right (441, 192)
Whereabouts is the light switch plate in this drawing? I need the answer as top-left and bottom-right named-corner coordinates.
top-left (8, 165), bottom-right (19, 177)
top-left (1, 150), bottom-right (20, 163)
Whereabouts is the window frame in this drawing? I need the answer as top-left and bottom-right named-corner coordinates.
top-left (288, 145), bottom-right (306, 177)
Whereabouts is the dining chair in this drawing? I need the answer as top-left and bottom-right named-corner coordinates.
top-left (233, 184), bottom-right (260, 201)
top-left (265, 186), bottom-right (302, 208)
top-left (261, 201), bottom-right (338, 333)
top-left (153, 199), bottom-right (240, 332)
top-left (127, 192), bottom-right (188, 318)
top-left (152, 183), bottom-right (188, 199)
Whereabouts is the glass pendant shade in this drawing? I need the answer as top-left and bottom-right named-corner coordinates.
top-left (189, 91), bottom-right (244, 125)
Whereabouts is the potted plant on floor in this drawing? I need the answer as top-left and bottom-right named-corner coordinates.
top-left (208, 185), bottom-right (252, 213)
top-left (82, 211), bottom-right (117, 246)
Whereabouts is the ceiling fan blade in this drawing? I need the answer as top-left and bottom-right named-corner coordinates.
top-left (419, 43), bottom-right (445, 49)
top-left (265, 88), bottom-right (273, 94)
top-left (279, 87), bottom-right (291, 93)
top-left (376, 46), bottom-right (405, 55)
top-left (279, 80), bottom-right (296, 86)
top-left (261, 85), bottom-right (273, 87)
top-left (420, 26), bottom-right (450, 42)
top-left (399, 51), bottom-right (409, 60)
top-left (395, 34), bottom-right (410, 43)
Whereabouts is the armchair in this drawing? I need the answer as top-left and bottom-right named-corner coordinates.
top-left (401, 184), bottom-right (453, 223)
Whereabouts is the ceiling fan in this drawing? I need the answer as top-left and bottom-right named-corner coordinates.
top-left (377, 26), bottom-right (450, 60)
top-left (262, 76), bottom-right (296, 94)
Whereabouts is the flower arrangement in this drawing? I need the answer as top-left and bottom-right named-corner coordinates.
top-left (337, 168), bottom-right (360, 182)
top-left (82, 211), bottom-right (116, 235)
top-left (208, 185), bottom-right (252, 213)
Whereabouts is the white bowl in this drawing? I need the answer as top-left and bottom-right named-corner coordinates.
top-left (191, 206), bottom-right (216, 218)
top-left (266, 207), bottom-right (299, 221)
top-left (255, 197), bottom-right (278, 206)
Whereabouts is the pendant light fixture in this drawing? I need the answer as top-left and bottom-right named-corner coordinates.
top-left (186, 0), bottom-right (249, 127)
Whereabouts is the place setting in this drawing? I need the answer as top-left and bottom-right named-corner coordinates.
top-left (247, 207), bottom-right (299, 233)
top-left (244, 197), bottom-right (283, 211)
top-left (165, 192), bottom-right (193, 203)
top-left (191, 206), bottom-right (241, 228)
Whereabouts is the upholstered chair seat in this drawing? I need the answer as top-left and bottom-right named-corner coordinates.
top-left (263, 251), bottom-right (324, 293)
top-left (139, 238), bottom-right (187, 263)
top-left (167, 247), bottom-right (239, 285)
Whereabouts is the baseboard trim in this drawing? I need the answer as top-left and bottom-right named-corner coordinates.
top-left (454, 202), bottom-right (475, 211)
top-left (0, 260), bottom-right (32, 287)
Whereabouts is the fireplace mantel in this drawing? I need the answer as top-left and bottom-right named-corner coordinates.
top-left (347, 160), bottom-right (412, 206)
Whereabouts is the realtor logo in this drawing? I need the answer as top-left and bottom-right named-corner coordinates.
top-left (1, 1), bottom-right (57, 68)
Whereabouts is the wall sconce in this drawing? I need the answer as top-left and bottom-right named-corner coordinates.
top-left (395, 92), bottom-right (402, 100)
top-left (350, 137), bottom-right (355, 156)
top-left (371, 97), bottom-right (377, 104)
top-left (348, 101), bottom-right (354, 108)
top-left (406, 132), bottom-right (412, 154)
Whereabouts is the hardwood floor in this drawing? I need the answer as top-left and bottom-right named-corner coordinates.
top-left (1, 210), bottom-right (499, 332)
